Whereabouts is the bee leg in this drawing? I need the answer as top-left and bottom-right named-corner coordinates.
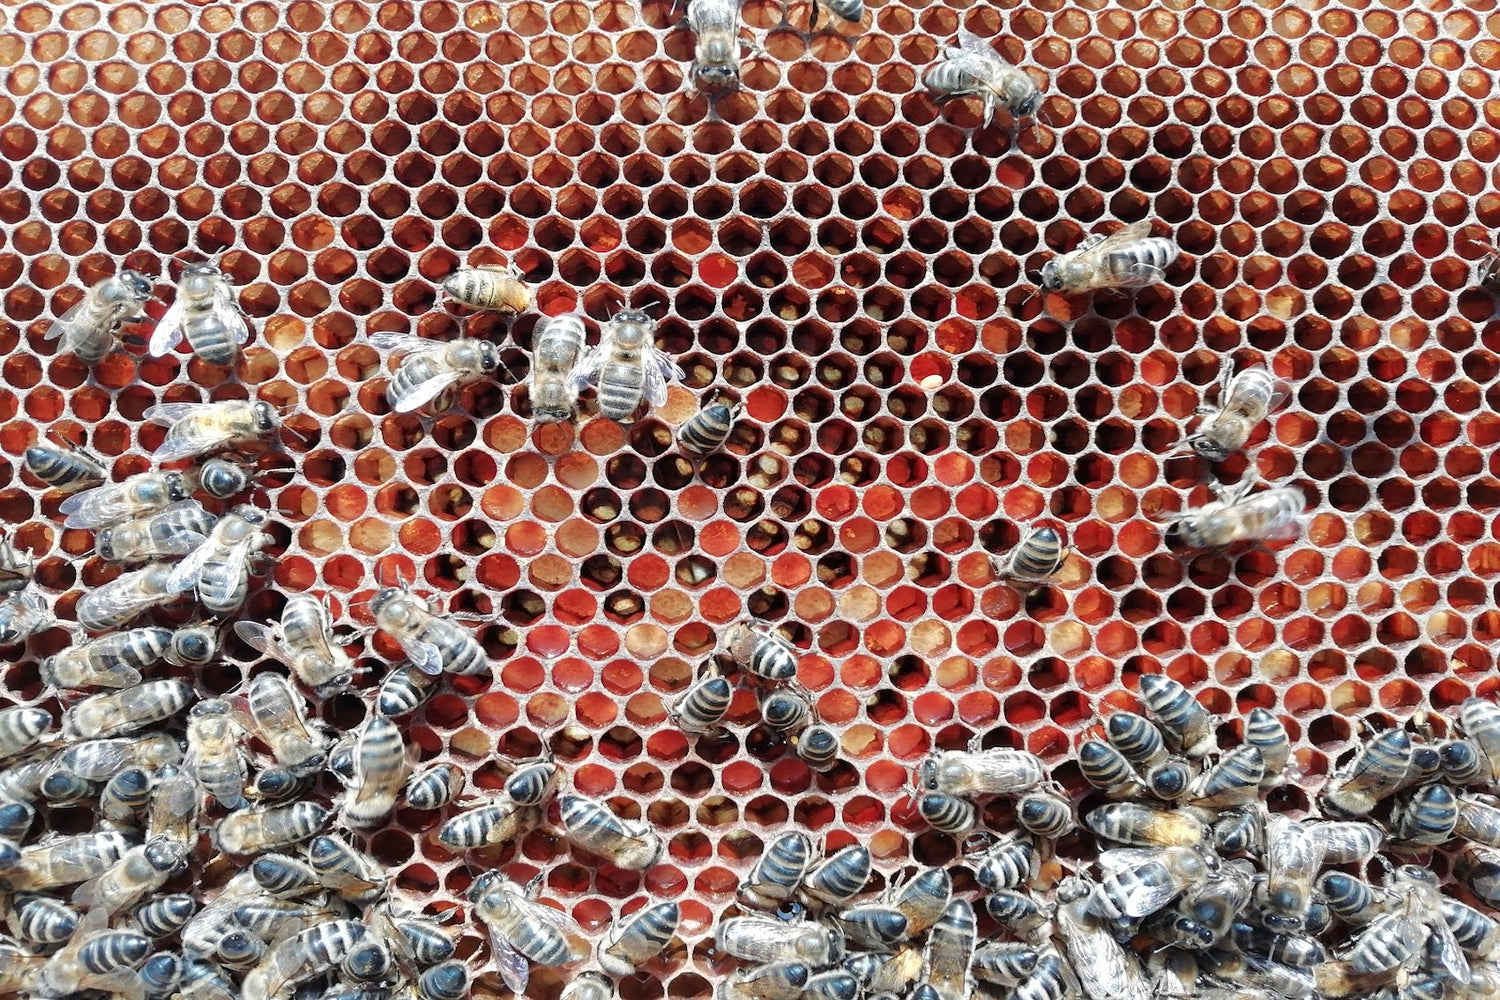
top-left (808, 0), bottom-right (821, 30)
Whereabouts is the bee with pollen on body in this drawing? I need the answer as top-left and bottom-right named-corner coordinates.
top-left (924, 30), bottom-right (1042, 128)
top-left (567, 308), bottom-right (682, 423)
top-left (148, 262), bottom-right (249, 367)
top-left (371, 332), bottom-right (507, 414)
top-left (442, 263), bottom-right (534, 313)
top-left (45, 270), bottom-right (154, 365)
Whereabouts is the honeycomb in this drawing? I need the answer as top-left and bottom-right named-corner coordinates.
top-left (0, 0), bottom-right (1498, 993)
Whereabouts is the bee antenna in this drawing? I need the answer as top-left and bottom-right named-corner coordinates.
top-left (279, 422), bottom-right (315, 447)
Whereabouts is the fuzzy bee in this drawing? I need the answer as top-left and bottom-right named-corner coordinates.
top-left (45, 270), bottom-right (154, 364)
top-left (687, 0), bottom-right (744, 91)
top-left (166, 504), bottom-right (273, 615)
top-left (143, 400), bottom-right (280, 464)
top-left (369, 587), bottom-right (487, 677)
top-left (990, 524), bottom-right (1068, 592)
top-left (235, 594), bottom-right (356, 698)
top-left (1163, 474), bottom-right (1306, 549)
top-left (1039, 220), bottom-right (1179, 294)
top-left (148, 263), bottom-right (249, 366)
top-left (95, 500), bottom-right (217, 564)
top-left (1186, 364), bottom-right (1289, 463)
top-left (371, 333), bottom-right (506, 414)
top-left (75, 563), bottom-right (182, 632)
top-left (558, 794), bottom-right (663, 871)
top-left (567, 308), bottom-right (682, 422)
top-left (443, 264), bottom-right (534, 313)
top-left (59, 470), bottom-right (193, 530)
top-left (678, 395), bottom-right (742, 456)
top-left (924, 30), bottom-right (1040, 128)
top-left (23, 435), bottom-right (109, 495)
top-left (468, 871), bottom-right (589, 994)
top-left (528, 313), bottom-right (587, 423)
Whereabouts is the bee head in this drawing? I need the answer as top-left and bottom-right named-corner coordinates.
top-left (119, 270), bottom-right (154, 300)
top-left (1038, 259), bottom-right (1064, 290)
top-left (692, 60), bottom-right (740, 92)
top-left (477, 341), bottom-right (504, 373)
top-left (163, 471), bottom-right (193, 502)
top-left (1186, 432), bottom-right (1231, 463)
top-left (1012, 91), bottom-right (1041, 118)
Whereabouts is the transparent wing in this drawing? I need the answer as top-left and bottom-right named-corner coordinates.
top-left (44, 296), bottom-right (95, 343)
top-left (233, 620), bottom-right (290, 661)
top-left (641, 348), bottom-right (682, 408)
top-left (955, 28), bottom-right (997, 58)
top-left (61, 488), bottom-right (135, 530)
top-left (143, 402), bottom-right (210, 427)
top-left (565, 344), bottom-right (607, 394)
top-left (392, 369), bottom-right (463, 414)
top-left (369, 332), bottom-right (437, 355)
top-left (1087, 220), bottom-right (1155, 257)
top-left (210, 279), bottom-right (249, 346)
top-left (489, 932), bottom-right (531, 996)
top-left (1115, 263), bottom-right (1166, 289)
top-left (1429, 920), bottom-right (1470, 983)
top-left (1096, 848), bottom-right (1163, 874)
top-left (403, 638), bottom-right (445, 676)
top-left (148, 297), bottom-right (189, 356)
top-left (165, 543), bottom-right (216, 594)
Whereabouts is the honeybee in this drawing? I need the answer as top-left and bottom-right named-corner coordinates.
top-left (970, 834), bottom-right (1036, 893)
top-left (882, 867), bottom-right (952, 937)
top-left (467, 871), bottom-right (589, 994)
top-left (558, 793), bottom-right (663, 870)
top-left (54, 732), bottom-right (182, 782)
top-left (143, 399), bottom-right (280, 463)
top-left (924, 29), bottom-right (1041, 128)
top-left (972, 943), bottom-right (1040, 988)
top-left (371, 333), bottom-right (506, 414)
top-left (403, 761), bottom-right (465, 811)
top-left (724, 620), bottom-right (798, 682)
top-left (375, 662), bottom-right (440, 717)
top-left (418, 960), bottom-right (472, 1000)
top-left (1320, 728), bottom-right (1413, 819)
top-left (37, 914), bottom-right (153, 997)
top-left (1188, 744), bottom-right (1264, 808)
top-left (529, 312), bottom-right (588, 423)
top-left (241, 920), bottom-right (370, 1000)
top-left (1085, 802), bottom-right (1208, 848)
top-left (1138, 675), bottom-right (1215, 759)
top-left (567, 308), bottom-right (682, 422)
top-left (59, 470), bottom-right (193, 530)
top-left (1165, 473), bottom-right (1306, 549)
top-left (437, 799), bottom-right (539, 850)
top-left (914, 745), bottom-right (1045, 797)
top-left (89, 765), bottom-right (149, 821)
top-left (795, 723), bottom-right (841, 772)
top-left (75, 563), bottom-right (183, 631)
top-left (0, 532), bottom-right (34, 596)
top-left (715, 915), bottom-right (845, 965)
top-left (678, 395), bottom-right (742, 455)
top-left (146, 764), bottom-right (201, 848)
top-left (598, 901), bottom-right (681, 977)
top-left (739, 831), bottom-right (814, 910)
top-left (45, 270), bottom-right (154, 364)
top-left (1187, 364), bottom-right (1288, 463)
top-left (1039, 220), bottom-right (1179, 294)
top-left (1090, 846), bottom-right (1214, 921)
top-left (687, 0), bottom-right (744, 92)
top-left (186, 698), bottom-right (249, 810)
top-left (837, 902), bottom-right (908, 951)
top-left (1462, 697), bottom-right (1500, 783)
top-left (213, 800), bottom-right (330, 855)
top-left (1155, 858), bottom-right (1253, 950)
top-left (922, 899), bottom-right (976, 1000)
top-left (1054, 877), bottom-right (1151, 1000)
top-left (990, 524), bottom-right (1068, 592)
top-left (668, 664), bottom-right (733, 735)
top-left (167, 504), bottom-right (273, 615)
top-left (918, 792), bottom-right (978, 836)
top-left (195, 456), bottom-right (257, 499)
top-left (241, 671), bottom-right (328, 778)
top-left (720, 961), bottom-right (811, 1000)
top-left (148, 262), bottom-right (249, 366)
top-left (802, 844), bottom-right (872, 910)
top-left (71, 835), bottom-right (189, 917)
top-left (15, 895), bottom-right (80, 945)
top-left (235, 594), bottom-right (356, 698)
top-left (10, 830), bottom-right (131, 891)
top-left (308, 833), bottom-right (385, 902)
top-left (760, 686), bottom-right (813, 733)
top-left (1016, 786), bottom-right (1075, 839)
top-left (443, 263), bottom-right (534, 313)
top-left (370, 587), bottom-right (488, 677)
top-left (24, 435), bottom-right (109, 494)
top-left (96, 500), bottom-right (217, 563)
top-left (0, 589), bottom-right (50, 645)
top-left (0, 705), bottom-right (51, 761)
top-left (62, 679), bottom-right (196, 739)
top-left (341, 715), bottom-right (410, 832)
top-left (251, 853), bottom-right (320, 898)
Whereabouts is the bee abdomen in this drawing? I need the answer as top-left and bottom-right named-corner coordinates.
top-left (1106, 237), bottom-right (1178, 277)
top-left (596, 362), bottom-right (648, 419)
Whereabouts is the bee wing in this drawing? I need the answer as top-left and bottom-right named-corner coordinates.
top-left (954, 28), bottom-right (996, 57)
top-left (1090, 219), bottom-right (1154, 252)
top-left (369, 332), bottom-right (435, 355)
top-left (165, 543), bottom-right (216, 595)
top-left (402, 638), bottom-right (446, 676)
top-left (565, 345), bottom-right (607, 394)
top-left (233, 620), bottom-right (290, 661)
top-left (1095, 847), bottom-right (1164, 874)
top-left (148, 296), bottom-right (190, 357)
top-left (60, 488), bottom-right (130, 529)
top-left (1428, 918), bottom-right (1470, 983)
top-left (489, 933), bottom-right (532, 996)
top-left (392, 370), bottom-right (464, 414)
top-left (143, 402), bottom-right (210, 427)
top-left (1116, 263), bottom-right (1166, 288)
top-left (43, 295), bottom-right (97, 343)
top-left (210, 279), bottom-right (250, 346)
top-left (642, 348), bottom-right (684, 408)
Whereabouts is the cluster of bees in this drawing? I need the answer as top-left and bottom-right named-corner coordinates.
top-left (690, 682), bottom-right (1500, 1000)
